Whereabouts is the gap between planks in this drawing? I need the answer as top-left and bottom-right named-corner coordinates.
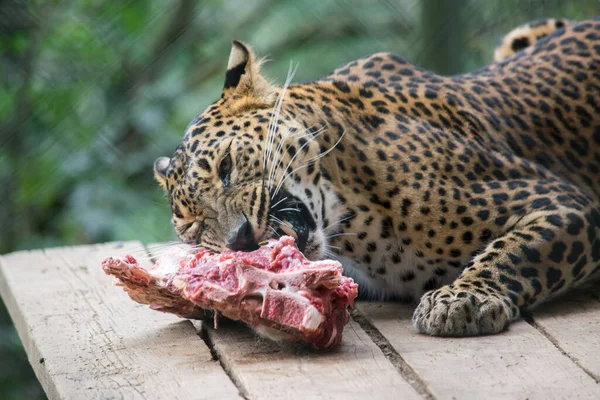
top-left (526, 316), bottom-right (600, 384)
top-left (524, 283), bottom-right (600, 383)
top-left (147, 242), bottom-right (425, 400)
top-left (356, 301), bottom-right (600, 399)
top-left (196, 322), bottom-right (251, 400)
top-left (146, 242), bottom-right (249, 398)
top-left (350, 309), bottom-right (435, 399)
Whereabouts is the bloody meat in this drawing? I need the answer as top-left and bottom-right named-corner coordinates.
top-left (102, 236), bottom-right (358, 349)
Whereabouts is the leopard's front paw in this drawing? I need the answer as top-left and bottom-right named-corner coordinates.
top-left (412, 286), bottom-right (512, 336)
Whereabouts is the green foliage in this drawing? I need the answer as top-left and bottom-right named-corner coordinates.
top-left (1, 0), bottom-right (598, 398)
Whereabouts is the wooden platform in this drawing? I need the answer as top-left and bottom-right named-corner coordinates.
top-left (1, 241), bottom-right (599, 399)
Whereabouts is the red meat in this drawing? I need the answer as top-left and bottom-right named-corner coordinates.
top-left (102, 236), bottom-right (358, 349)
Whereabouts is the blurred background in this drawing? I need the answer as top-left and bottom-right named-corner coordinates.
top-left (1, 0), bottom-right (599, 398)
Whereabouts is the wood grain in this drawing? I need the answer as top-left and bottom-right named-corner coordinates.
top-left (193, 319), bottom-right (422, 400)
top-left (0, 242), bottom-right (240, 400)
top-left (145, 243), bottom-right (422, 400)
top-left (532, 286), bottom-right (600, 382)
top-left (357, 301), bottom-right (600, 399)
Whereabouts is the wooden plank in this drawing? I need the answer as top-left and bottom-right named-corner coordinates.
top-left (357, 301), bottom-right (600, 399)
top-left (147, 244), bottom-right (422, 400)
top-left (193, 319), bottom-right (422, 400)
top-left (531, 286), bottom-right (600, 382)
top-left (0, 242), bottom-right (240, 400)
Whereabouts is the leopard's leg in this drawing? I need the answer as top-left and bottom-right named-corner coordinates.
top-left (494, 18), bottom-right (571, 62)
top-left (413, 202), bottom-right (600, 337)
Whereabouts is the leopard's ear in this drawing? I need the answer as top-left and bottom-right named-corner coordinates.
top-left (154, 157), bottom-right (170, 192)
top-left (221, 40), bottom-right (275, 107)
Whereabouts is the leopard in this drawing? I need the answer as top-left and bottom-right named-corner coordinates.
top-left (153, 18), bottom-right (600, 338)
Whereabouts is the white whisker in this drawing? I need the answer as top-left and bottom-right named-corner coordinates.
top-left (270, 196), bottom-right (288, 209)
top-left (272, 129), bottom-right (346, 200)
top-left (269, 125), bottom-right (326, 194)
top-left (264, 61), bottom-right (299, 193)
top-left (270, 127), bottom-right (328, 200)
top-left (267, 121), bottom-right (319, 190)
top-left (323, 214), bottom-right (356, 232)
top-left (276, 207), bottom-right (300, 213)
top-left (269, 215), bottom-right (284, 225)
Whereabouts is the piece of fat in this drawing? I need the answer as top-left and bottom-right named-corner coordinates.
top-left (302, 304), bottom-right (325, 331)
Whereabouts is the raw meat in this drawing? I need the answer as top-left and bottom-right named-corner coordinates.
top-left (102, 236), bottom-right (358, 349)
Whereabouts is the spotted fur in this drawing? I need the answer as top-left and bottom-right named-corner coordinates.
top-left (494, 18), bottom-right (571, 62)
top-left (155, 20), bottom-right (600, 337)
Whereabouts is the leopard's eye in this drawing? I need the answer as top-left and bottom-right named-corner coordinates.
top-left (218, 152), bottom-right (233, 187)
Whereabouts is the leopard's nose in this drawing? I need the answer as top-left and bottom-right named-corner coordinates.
top-left (226, 216), bottom-right (259, 251)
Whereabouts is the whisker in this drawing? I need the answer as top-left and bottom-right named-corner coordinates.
top-left (323, 214), bottom-right (356, 232)
top-left (265, 225), bottom-right (281, 237)
top-left (276, 207), bottom-right (300, 213)
top-left (264, 61), bottom-right (298, 193)
top-left (270, 196), bottom-right (288, 210)
top-left (269, 215), bottom-right (284, 225)
top-left (270, 128), bottom-right (328, 200)
top-left (272, 129), bottom-right (346, 200)
top-left (269, 125), bottom-right (326, 192)
top-left (323, 249), bottom-right (339, 259)
top-left (267, 120), bottom-right (318, 190)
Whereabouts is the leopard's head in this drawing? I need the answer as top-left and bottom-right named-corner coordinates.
top-left (154, 41), bottom-right (339, 259)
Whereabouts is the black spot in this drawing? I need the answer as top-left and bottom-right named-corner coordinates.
top-left (480, 229), bottom-right (493, 242)
top-left (478, 270), bottom-right (492, 279)
top-left (461, 217), bottom-right (474, 226)
top-left (531, 278), bottom-right (542, 295)
top-left (497, 263), bottom-right (516, 275)
top-left (333, 80), bottom-right (351, 93)
top-left (566, 241), bottom-right (585, 264)
top-left (449, 249), bottom-right (462, 258)
top-left (566, 213), bottom-right (584, 235)
top-left (462, 231), bottom-right (473, 244)
top-left (508, 253), bottom-right (522, 265)
top-left (511, 37), bottom-right (530, 52)
top-left (365, 115), bottom-right (386, 129)
top-left (422, 278), bottom-right (438, 292)
top-left (513, 190), bottom-right (530, 201)
top-left (546, 215), bottom-right (563, 227)
top-left (520, 267), bottom-right (538, 278)
top-left (520, 245), bottom-right (541, 263)
top-left (471, 183), bottom-right (485, 194)
top-left (500, 274), bottom-right (524, 293)
top-left (531, 198), bottom-right (552, 209)
top-left (475, 210), bottom-right (489, 221)
top-left (401, 271), bottom-right (416, 282)
top-left (495, 216), bottom-right (509, 226)
top-left (197, 158), bottom-right (212, 172)
top-left (546, 267), bottom-right (562, 289)
top-left (401, 198), bottom-right (412, 216)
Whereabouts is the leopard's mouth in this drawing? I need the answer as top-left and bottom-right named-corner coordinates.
top-left (269, 191), bottom-right (317, 253)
